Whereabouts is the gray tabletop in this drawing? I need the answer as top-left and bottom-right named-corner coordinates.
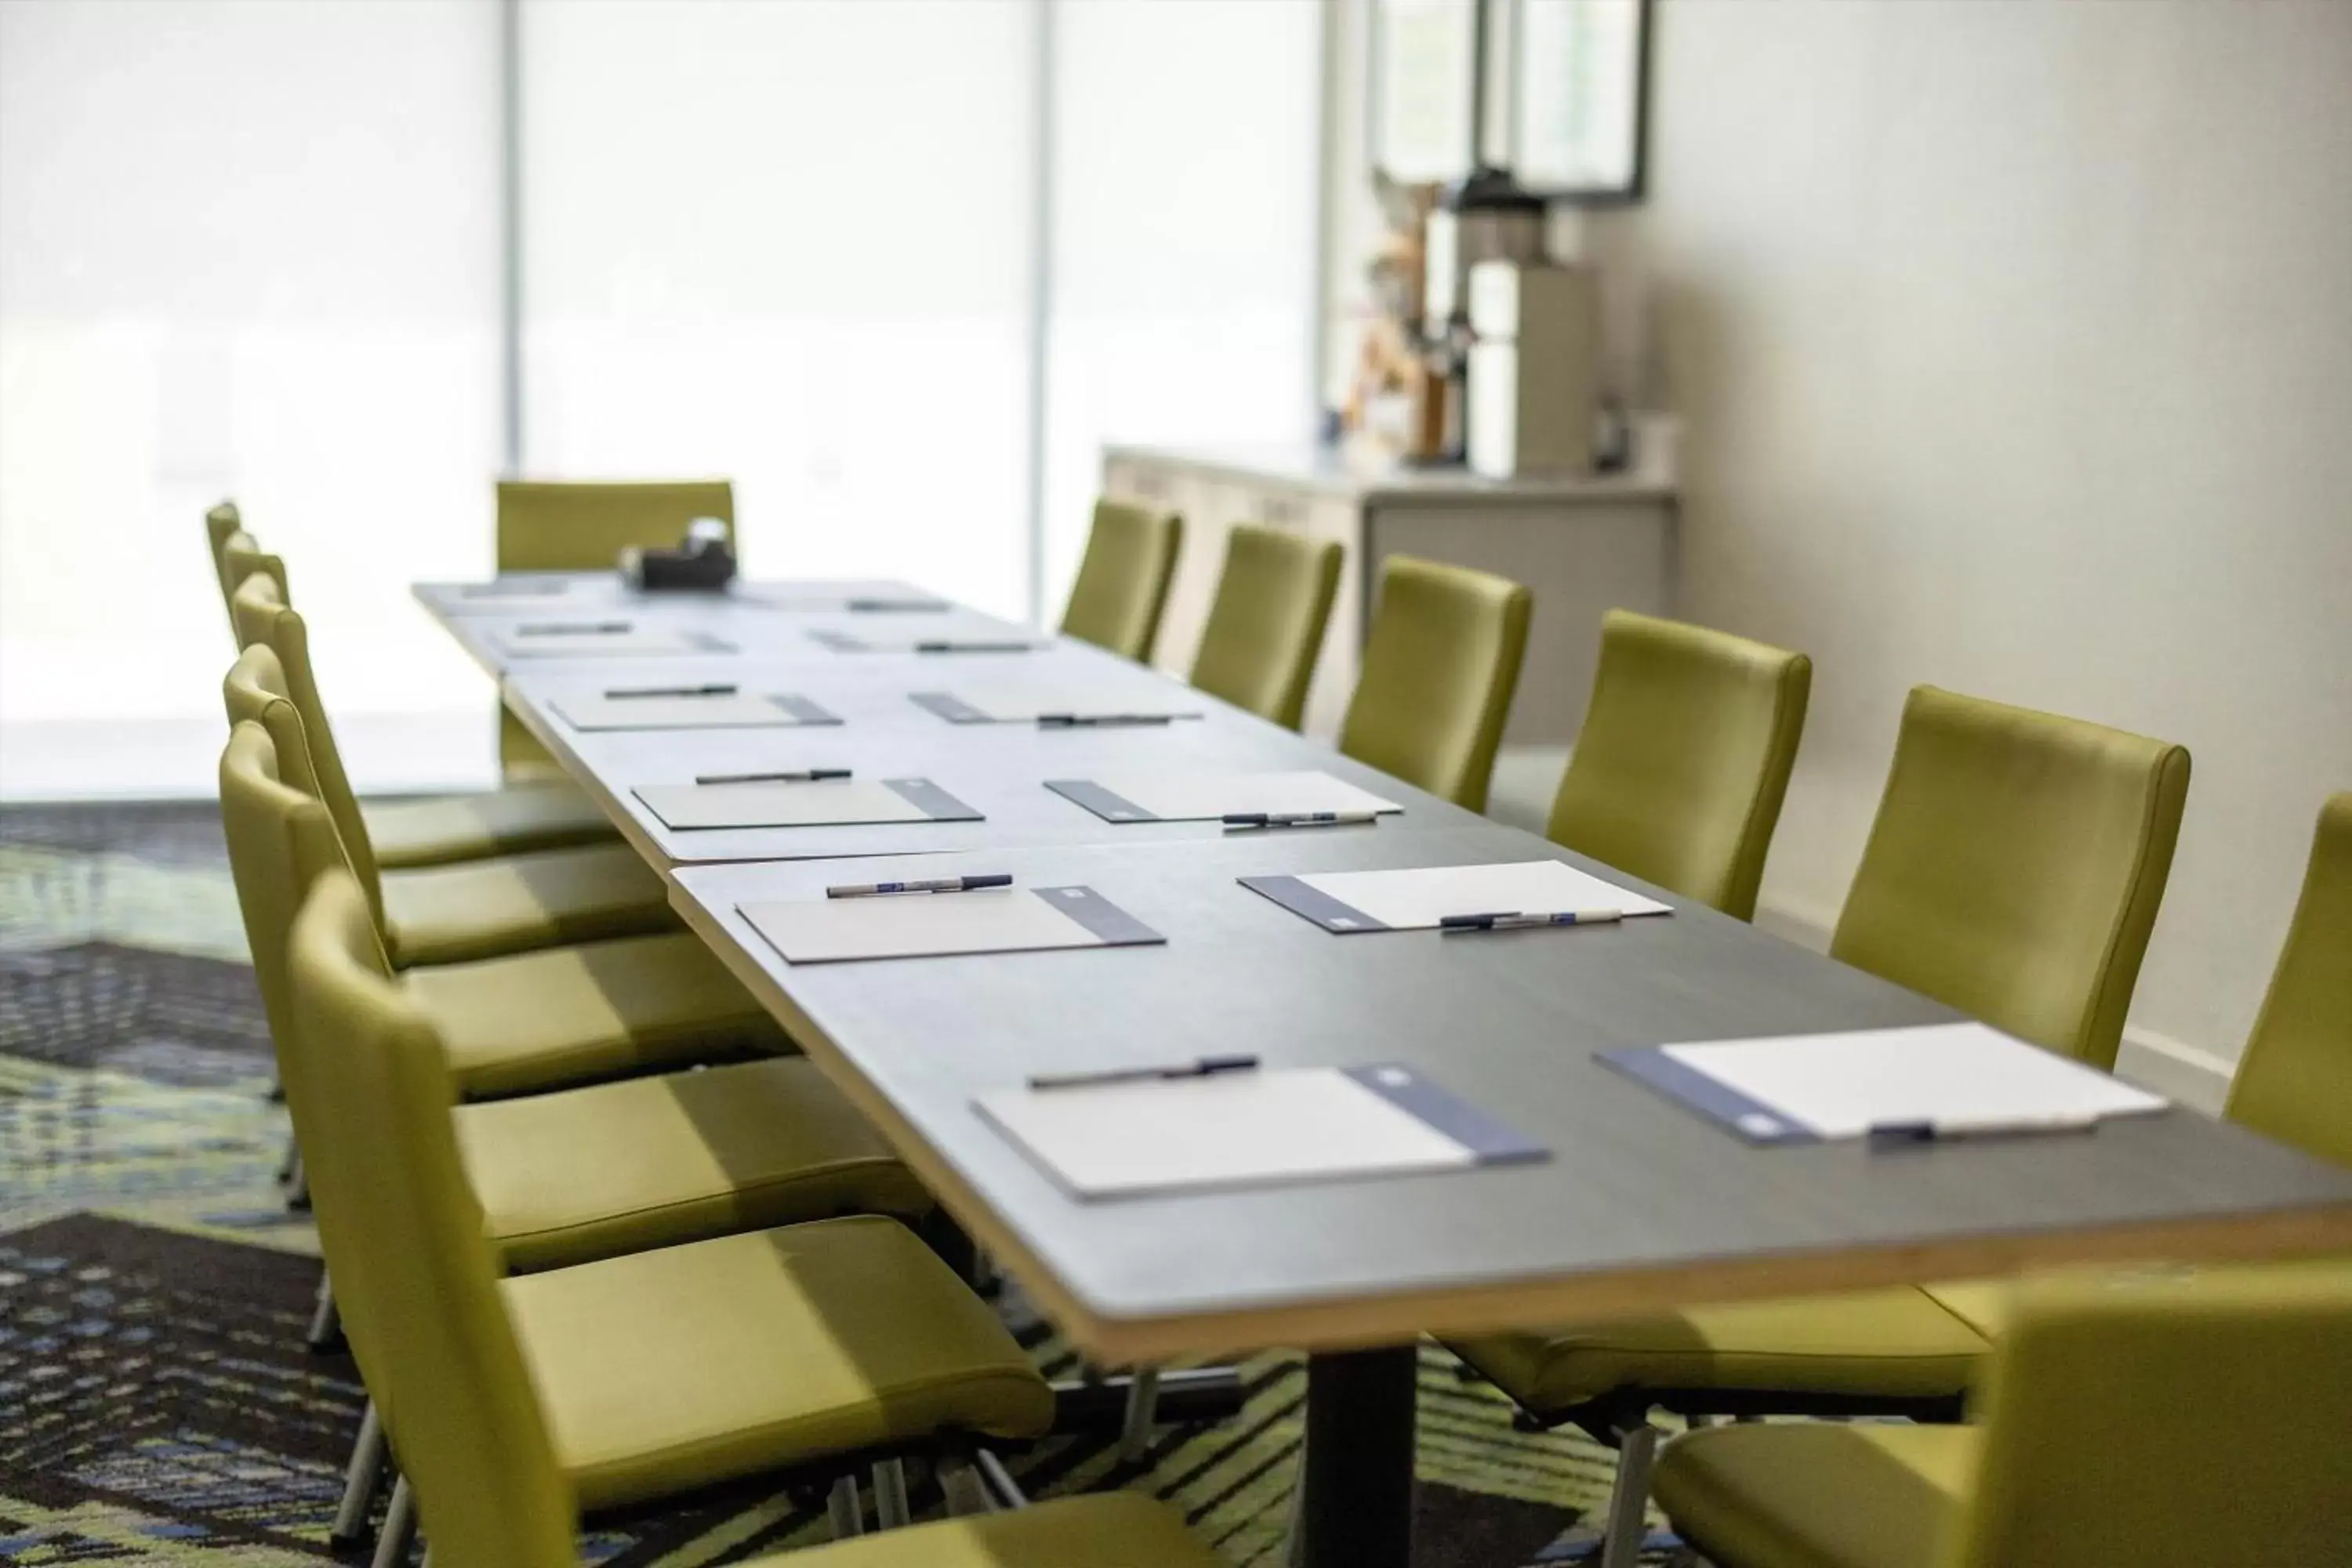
top-left (670, 829), bottom-right (2352, 1364)
top-left (503, 654), bottom-right (1479, 866)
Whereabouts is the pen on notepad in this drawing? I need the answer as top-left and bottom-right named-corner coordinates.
top-left (826, 873), bottom-right (1014, 898)
top-left (1438, 909), bottom-right (1625, 932)
top-left (1026, 1054), bottom-right (1260, 1092)
top-left (518, 620), bottom-right (629, 635)
top-left (849, 598), bottom-right (946, 612)
top-left (1867, 1114), bottom-right (2105, 1145)
top-left (1036, 713), bottom-right (1176, 728)
top-left (1221, 810), bottom-right (1383, 830)
top-left (916, 640), bottom-right (1036, 653)
top-left (607, 683), bottom-right (737, 699)
top-left (695, 768), bottom-right (851, 786)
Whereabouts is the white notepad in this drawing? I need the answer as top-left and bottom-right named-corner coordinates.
top-left (635, 777), bottom-right (978, 832)
top-left (909, 682), bottom-right (1205, 724)
top-left (977, 1062), bottom-right (1545, 1200)
top-left (1600, 1022), bottom-right (2171, 1144)
top-left (740, 884), bottom-right (1164, 964)
top-left (1046, 770), bottom-right (1401, 824)
top-left (443, 579), bottom-right (581, 613)
top-left (489, 623), bottom-right (720, 659)
top-left (1242, 860), bottom-right (1670, 933)
top-left (552, 691), bottom-right (838, 731)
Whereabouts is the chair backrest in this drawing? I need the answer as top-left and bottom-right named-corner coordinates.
top-left (227, 582), bottom-right (384, 920)
top-left (495, 478), bottom-right (735, 573)
top-left (288, 871), bottom-right (579, 1568)
top-left (1337, 555), bottom-right (1531, 811)
top-left (1830, 687), bottom-right (2190, 1068)
top-left (1944, 1264), bottom-right (2352, 1568)
top-left (218, 721), bottom-right (321, 1098)
top-left (204, 500), bottom-right (242, 618)
top-left (1545, 610), bottom-right (1811, 920)
top-left (2225, 793), bottom-right (2352, 1167)
top-left (1060, 498), bottom-right (1184, 662)
top-left (220, 534), bottom-right (289, 636)
top-left (1186, 524), bottom-right (1344, 730)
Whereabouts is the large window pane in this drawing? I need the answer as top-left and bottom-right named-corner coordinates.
top-left (520, 0), bottom-right (1038, 618)
top-left (1040, 0), bottom-right (1323, 615)
top-left (0, 0), bottom-right (501, 785)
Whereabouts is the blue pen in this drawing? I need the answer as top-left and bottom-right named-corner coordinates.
top-left (1439, 908), bottom-right (1626, 932)
top-left (826, 873), bottom-right (1013, 899)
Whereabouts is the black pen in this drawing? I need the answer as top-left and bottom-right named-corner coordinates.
top-left (1037, 713), bottom-right (1176, 728)
top-left (1223, 810), bottom-right (1384, 829)
top-left (608, 683), bottom-right (737, 699)
top-left (1026, 1054), bottom-right (1261, 1092)
top-left (518, 620), bottom-right (630, 635)
top-left (1438, 909), bottom-right (1625, 931)
top-left (826, 872), bottom-right (1014, 898)
top-left (1868, 1114), bottom-right (2103, 1145)
top-left (916, 640), bottom-right (1036, 653)
top-left (695, 768), bottom-right (851, 786)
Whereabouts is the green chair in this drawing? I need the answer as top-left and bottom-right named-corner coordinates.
top-left (1651, 1262), bottom-right (2352, 1568)
top-left (495, 478), bottom-right (735, 777)
top-left (223, 626), bottom-right (672, 967)
top-left (204, 500), bottom-right (245, 621)
top-left (285, 867), bottom-right (1073, 1565)
top-left (1545, 610), bottom-right (1811, 920)
top-left (1186, 524), bottom-right (1343, 730)
top-left (1338, 555), bottom-right (1530, 811)
top-left (1060, 498), bottom-right (1183, 662)
top-left (210, 517), bottom-right (619, 869)
top-left (1446, 687), bottom-right (2192, 1568)
top-left (2222, 792), bottom-right (2352, 1168)
top-left (1832, 685), bottom-right (2191, 1071)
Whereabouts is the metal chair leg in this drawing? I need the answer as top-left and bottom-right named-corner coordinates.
top-left (938, 1454), bottom-right (994, 1518)
top-left (826, 1474), bottom-right (863, 1539)
top-left (307, 1269), bottom-right (342, 1352)
top-left (370, 1472), bottom-right (417, 1568)
top-left (1595, 1424), bottom-right (1661, 1568)
top-left (872, 1457), bottom-right (911, 1530)
top-left (973, 1448), bottom-right (1025, 1512)
top-left (329, 1400), bottom-right (387, 1548)
top-left (1119, 1365), bottom-right (1162, 1459)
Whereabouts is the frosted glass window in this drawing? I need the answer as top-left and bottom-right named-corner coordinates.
top-left (0, 0), bottom-right (502, 739)
top-left (1040, 0), bottom-right (1323, 616)
top-left (519, 0), bottom-right (1039, 619)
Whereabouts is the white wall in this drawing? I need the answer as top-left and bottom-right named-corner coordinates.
top-left (1329, 0), bottom-right (2352, 1079)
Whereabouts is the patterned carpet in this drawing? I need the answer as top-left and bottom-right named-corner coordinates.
top-left (0, 800), bottom-right (1675, 1566)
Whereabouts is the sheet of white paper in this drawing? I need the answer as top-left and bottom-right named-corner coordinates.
top-left (1297, 860), bottom-right (1670, 928)
top-left (637, 780), bottom-right (938, 831)
top-left (1661, 1022), bottom-right (2169, 1139)
top-left (931, 679), bottom-right (1204, 723)
top-left (742, 887), bottom-right (1104, 964)
top-left (554, 693), bottom-right (823, 731)
top-left (1073, 770), bottom-right (1400, 821)
top-left (977, 1068), bottom-right (1474, 1200)
top-left (490, 626), bottom-right (706, 658)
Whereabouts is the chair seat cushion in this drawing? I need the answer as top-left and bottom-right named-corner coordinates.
top-left (457, 1058), bottom-right (930, 1274)
top-left (757, 1492), bottom-right (1221, 1568)
top-left (382, 841), bottom-right (673, 967)
top-left (402, 930), bottom-right (785, 1099)
top-left (1446, 1289), bottom-right (1991, 1416)
top-left (1653, 1421), bottom-right (1977, 1568)
top-left (505, 1215), bottom-right (1054, 1512)
top-left (362, 782), bottom-right (615, 869)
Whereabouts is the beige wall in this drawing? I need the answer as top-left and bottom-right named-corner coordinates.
top-left (1329, 0), bottom-right (2352, 1080)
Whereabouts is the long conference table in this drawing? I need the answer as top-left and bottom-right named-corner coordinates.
top-left (417, 574), bottom-right (2352, 1568)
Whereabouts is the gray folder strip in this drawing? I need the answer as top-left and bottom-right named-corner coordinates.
top-left (773, 695), bottom-right (843, 725)
top-left (1342, 1064), bottom-right (1549, 1165)
top-left (1044, 779), bottom-right (1159, 822)
top-left (1595, 1047), bottom-right (1815, 1145)
top-left (1238, 874), bottom-right (1390, 933)
top-left (909, 691), bottom-right (991, 724)
top-left (1035, 886), bottom-right (1165, 947)
top-left (880, 778), bottom-right (985, 822)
